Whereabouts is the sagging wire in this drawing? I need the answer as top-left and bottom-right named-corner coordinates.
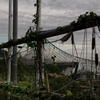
top-left (2, 44), bottom-right (26, 61)
top-left (45, 39), bottom-right (61, 43)
top-left (53, 77), bottom-right (84, 93)
top-left (21, 48), bottom-right (35, 58)
top-left (45, 32), bottom-right (75, 43)
top-left (19, 47), bottom-right (30, 54)
top-left (53, 72), bottom-right (95, 95)
top-left (45, 41), bottom-right (67, 63)
top-left (0, 44), bottom-right (27, 75)
top-left (12, 44), bottom-right (26, 58)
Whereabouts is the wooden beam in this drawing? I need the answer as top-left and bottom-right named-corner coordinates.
top-left (0, 17), bottom-right (100, 49)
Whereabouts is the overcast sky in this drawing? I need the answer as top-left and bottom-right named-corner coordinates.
top-left (0, 0), bottom-right (100, 38)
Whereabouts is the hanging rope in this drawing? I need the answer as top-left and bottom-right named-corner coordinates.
top-left (71, 33), bottom-right (74, 79)
top-left (92, 27), bottom-right (95, 50)
top-left (92, 26), bottom-right (99, 76)
top-left (71, 33), bottom-right (74, 45)
top-left (91, 26), bottom-right (95, 72)
top-left (85, 28), bottom-right (88, 72)
top-left (95, 53), bottom-right (98, 66)
top-left (70, 32), bottom-right (79, 79)
top-left (80, 29), bottom-right (86, 58)
top-left (79, 28), bottom-right (88, 72)
top-left (61, 31), bottom-right (73, 42)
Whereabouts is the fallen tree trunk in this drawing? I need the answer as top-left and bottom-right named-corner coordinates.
top-left (0, 17), bottom-right (100, 49)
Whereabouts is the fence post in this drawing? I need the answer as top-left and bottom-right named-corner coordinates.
top-left (12, 0), bottom-right (18, 83)
top-left (7, 0), bottom-right (13, 83)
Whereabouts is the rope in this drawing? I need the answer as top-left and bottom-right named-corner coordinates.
top-left (80, 29), bottom-right (86, 58)
top-left (45, 39), bottom-right (61, 43)
top-left (1, 44), bottom-right (26, 61)
top-left (71, 32), bottom-right (79, 77)
top-left (85, 28), bottom-right (88, 71)
top-left (53, 77), bottom-right (84, 93)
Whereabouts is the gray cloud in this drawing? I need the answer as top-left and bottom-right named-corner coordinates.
top-left (1, 0), bottom-right (100, 37)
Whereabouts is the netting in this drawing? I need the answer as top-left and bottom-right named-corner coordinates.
top-left (0, 27), bottom-right (100, 95)
top-left (23, 40), bottom-right (100, 69)
top-left (0, 38), bottom-right (100, 98)
top-left (16, 38), bottom-right (99, 94)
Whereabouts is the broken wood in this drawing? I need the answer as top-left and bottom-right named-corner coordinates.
top-left (0, 16), bottom-right (100, 49)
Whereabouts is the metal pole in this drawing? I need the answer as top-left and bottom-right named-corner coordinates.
top-left (12, 0), bottom-right (18, 83)
top-left (7, 0), bottom-right (13, 83)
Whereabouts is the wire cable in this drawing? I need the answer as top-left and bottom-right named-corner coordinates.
top-left (2, 44), bottom-right (27, 60)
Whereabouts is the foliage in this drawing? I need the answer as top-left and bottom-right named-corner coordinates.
top-left (25, 1), bottom-right (38, 48)
top-left (0, 90), bottom-right (10, 100)
top-left (70, 12), bottom-right (99, 28)
top-left (25, 27), bottom-right (37, 48)
top-left (66, 90), bottom-right (73, 96)
top-left (49, 76), bottom-right (70, 93)
top-left (17, 57), bottom-right (35, 82)
top-left (0, 58), bottom-right (100, 99)
top-left (0, 83), bottom-right (32, 100)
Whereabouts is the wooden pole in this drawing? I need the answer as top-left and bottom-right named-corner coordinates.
top-left (36, 0), bottom-right (44, 87)
top-left (0, 18), bottom-right (100, 49)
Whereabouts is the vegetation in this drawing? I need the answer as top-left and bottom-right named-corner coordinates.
top-left (0, 58), bottom-right (35, 99)
top-left (0, 58), bottom-right (100, 100)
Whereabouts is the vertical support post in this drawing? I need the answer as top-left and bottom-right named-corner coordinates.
top-left (7, 0), bottom-right (13, 83)
top-left (36, 0), bottom-right (41, 32)
top-left (12, 0), bottom-right (18, 83)
top-left (36, 0), bottom-right (44, 87)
